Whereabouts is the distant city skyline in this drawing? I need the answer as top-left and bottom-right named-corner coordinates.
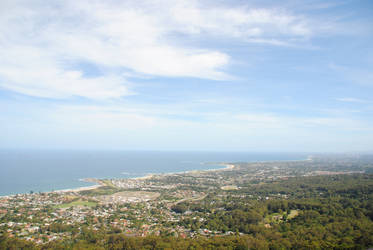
top-left (1, 0), bottom-right (372, 152)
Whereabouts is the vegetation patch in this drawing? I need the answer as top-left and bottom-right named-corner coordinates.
top-left (287, 209), bottom-right (299, 219)
top-left (79, 186), bottom-right (120, 196)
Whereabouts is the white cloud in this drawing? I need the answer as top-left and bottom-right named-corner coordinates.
top-left (0, 0), bottom-right (317, 99)
top-left (165, 2), bottom-right (311, 38)
top-left (0, 46), bottom-right (131, 99)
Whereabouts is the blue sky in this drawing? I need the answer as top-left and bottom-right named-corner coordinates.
top-left (1, 0), bottom-right (372, 152)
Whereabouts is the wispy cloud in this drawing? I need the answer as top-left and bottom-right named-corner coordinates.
top-left (234, 112), bottom-right (368, 131)
top-left (47, 104), bottom-right (371, 133)
top-left (335, 97), bottom-right (368, 103)
top-left (0, 0), bottom-right (330, 99)
top-left (329, 63), bottom-right (373, 86)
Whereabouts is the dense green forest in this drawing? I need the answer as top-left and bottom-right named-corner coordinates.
top-left (1, 174), bottom-right (372, 249)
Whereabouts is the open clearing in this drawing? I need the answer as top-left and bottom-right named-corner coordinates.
top-left (98, 191), bottom-right (160, 203)
top-left (55, 200), bottom-right (98, 209)
top-left (287, 209), bottom-right (299, 219)
top-left (221, 185), bottom-right (238, 190)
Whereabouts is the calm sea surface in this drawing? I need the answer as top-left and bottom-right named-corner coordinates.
top-left (0, 150), bottom-right (307, 196)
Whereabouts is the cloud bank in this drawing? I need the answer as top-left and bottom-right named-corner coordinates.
top-left (0, 0), bottom-right (315, 99)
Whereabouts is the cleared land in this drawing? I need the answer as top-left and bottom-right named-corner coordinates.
top-left (54, 200), bottom-right (98, 209)
top-left (98, 191), bottom-right (160, 203)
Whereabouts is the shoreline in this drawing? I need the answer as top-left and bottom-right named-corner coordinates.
top-left (183, 163), bottom-right (236, 173)
top-left (130, 163), bottom-right (235, 180)
top-left (0, 179), bottom-right (103, 198)
top-left (53, 184), bottom-right (103, 194)
top-left (1, 157), bottom-right (310, 197)
top-left (53, 178), bottom-right (105, 194)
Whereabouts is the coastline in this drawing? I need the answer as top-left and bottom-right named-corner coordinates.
top-left (1, 163), bottom-right (235, 196)
top-left (132, 163), bottom-right (236, 180)
top-left (184, 163), bottom-right (236, 173)
top-left (131, 174), bottom-right (155, 181)
top-left (0, 179), bottom-right (104, 198)
top-left (54, 178), bottom-right (106, 193)
top-left (136, 156), bottom-right (312, 180)
top-left (53, 184), bottom-right (103, 194)
top-left (1, 156), bottom-right (309, 197)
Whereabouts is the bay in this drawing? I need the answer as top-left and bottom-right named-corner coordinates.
top-left (0, 150), bottom-right (307, 196)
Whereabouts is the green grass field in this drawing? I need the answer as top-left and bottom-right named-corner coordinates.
top-left (79, 186), bottom-right (120, 196)
top-left (287, 209), bottom-right (299, 219)
top-left (264, 209), bottom-right (299, 224)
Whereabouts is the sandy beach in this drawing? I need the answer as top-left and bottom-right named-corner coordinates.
top-left (131, 174), bottom-right (155, 181)
top-left (53, 184), bottom-right (103, 194)
top-left (52, 178), bottom-right (104, 194)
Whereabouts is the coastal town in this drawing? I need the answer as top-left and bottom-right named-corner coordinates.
top-left (0, 154), bottom-right (372, 246)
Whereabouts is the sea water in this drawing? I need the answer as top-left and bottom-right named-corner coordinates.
top-left (0, 150), bottom-right (307, 196)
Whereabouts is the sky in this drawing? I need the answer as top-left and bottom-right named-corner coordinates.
top-left (0, 0), bottom-right (373, 152)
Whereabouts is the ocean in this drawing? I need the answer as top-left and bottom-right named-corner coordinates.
top-left (0, 150), bottom-right (307, 196)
